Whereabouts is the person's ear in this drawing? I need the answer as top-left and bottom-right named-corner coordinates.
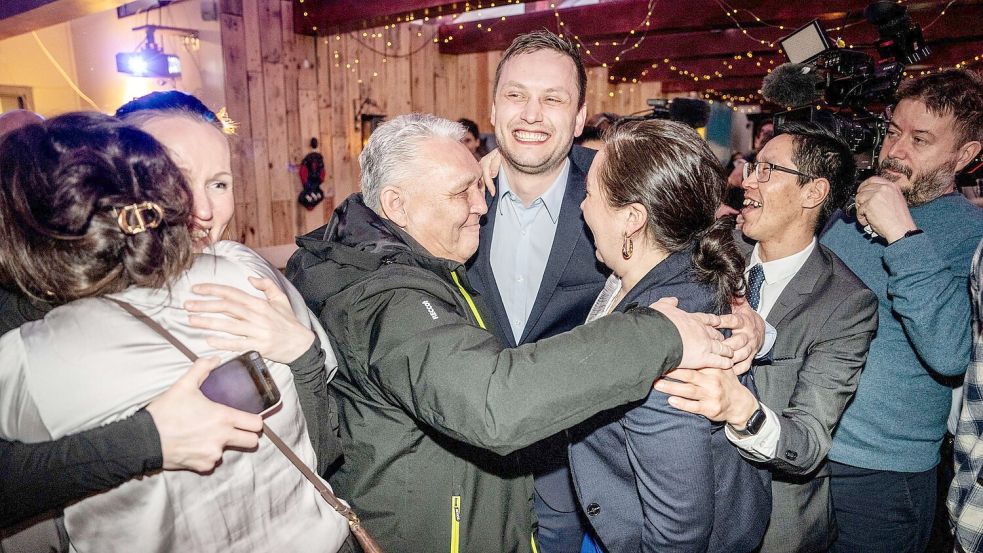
top-left (802, 177), bottom-right (830, 210)
top-left (574, 104), bottom-right (587, 137)
top-left (625, 203), bottom-right (648, 237)
top-left (954, 140), bottom-right (982, 173)
top-left (380, 186), bottom-right (408, 227)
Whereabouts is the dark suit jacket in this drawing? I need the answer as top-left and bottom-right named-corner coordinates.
top-left (466, 145), bottom-right (608, 512)
top-left (750, 243), bottom-right (877, 553)
top-left (568, 250), bottom-right (771, 553)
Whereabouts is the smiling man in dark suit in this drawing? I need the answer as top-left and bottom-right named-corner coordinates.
top-left (470, 30), bottom-right (767, 552)
top-left (656, 121), bottom-right (878, 553)
top-left (466, 31), bottom-right (603, 552)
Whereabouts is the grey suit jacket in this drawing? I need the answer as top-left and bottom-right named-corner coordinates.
top-left (750, 243), bottom-right (877, 553)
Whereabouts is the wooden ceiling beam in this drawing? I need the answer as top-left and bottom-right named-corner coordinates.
top-left (0, 0), bottom-right (126, 40)
top-left (627, 38), bottom-right (983, 100)
top-left (293, 0), bottom-right (541, 35)
top-left (437, 0), bottom-right (887, 54)
top-left (575, 4), bottom-right (983, 69)
top-left (438, 0), bottom-right (978, 55)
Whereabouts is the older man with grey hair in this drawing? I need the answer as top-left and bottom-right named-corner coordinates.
top-left (286, 113), bottom-right (748, 552)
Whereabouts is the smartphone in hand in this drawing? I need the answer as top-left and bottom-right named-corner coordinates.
top-left (200, 351), bottom-right (281, 416)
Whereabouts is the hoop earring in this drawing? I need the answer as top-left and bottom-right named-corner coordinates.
top-left (622, 234), bottom-right (633, 260)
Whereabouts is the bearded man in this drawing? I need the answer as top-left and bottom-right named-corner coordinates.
top-left (819, 69), bottom-right (983, 553)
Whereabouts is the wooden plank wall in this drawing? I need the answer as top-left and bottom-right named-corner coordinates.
top-left (219, 6), bottom-right (663, 248)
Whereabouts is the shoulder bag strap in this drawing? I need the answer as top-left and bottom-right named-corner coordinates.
top-left (106, 297), bottom-right (384, 553)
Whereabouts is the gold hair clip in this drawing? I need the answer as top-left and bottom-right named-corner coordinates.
top-left (116, 201), bottom-right (165, 235)
top-left (216, 107), bottom-right (237, 136)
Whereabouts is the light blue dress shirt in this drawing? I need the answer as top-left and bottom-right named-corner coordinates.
top-left (489, 160), bottom-right (571, 343)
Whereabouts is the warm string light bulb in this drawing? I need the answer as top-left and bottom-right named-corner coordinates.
top-left (298, 0), bottom-right (962, 104)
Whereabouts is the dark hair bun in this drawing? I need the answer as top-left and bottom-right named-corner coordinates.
top-left (601, 119), bottom-right (746, 309)
top-left (692, 217), bottom-right (746, 307)
top-left (0, 111), bottom-right (195, 303)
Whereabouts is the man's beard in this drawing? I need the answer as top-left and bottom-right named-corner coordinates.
top-left (878, 156), bottom-right (958, 207)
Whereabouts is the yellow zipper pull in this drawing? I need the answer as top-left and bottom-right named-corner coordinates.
top-left (450, 495), bottom-right (462, 553)
top-left (450, 271), bottom-right (486, 330)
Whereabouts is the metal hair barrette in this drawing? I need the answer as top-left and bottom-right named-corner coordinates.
top-left (216, 107), bottom-right (238, 136)
top-left (115, 201), bottom-right (165, 235)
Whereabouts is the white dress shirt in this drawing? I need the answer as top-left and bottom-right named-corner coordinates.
top-left (726, 238), bottom-right (817, 460)
top-left (489, 161), bottom-right (570, 342)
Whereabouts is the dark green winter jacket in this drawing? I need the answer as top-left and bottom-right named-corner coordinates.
top-left (286, 194), bottom-right (686, 553)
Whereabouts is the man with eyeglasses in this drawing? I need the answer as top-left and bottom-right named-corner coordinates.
top-left (656, 121), bottom-right (878, 552)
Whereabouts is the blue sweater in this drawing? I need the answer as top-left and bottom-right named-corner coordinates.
top-left (821, 193), bottom-right (983, 472)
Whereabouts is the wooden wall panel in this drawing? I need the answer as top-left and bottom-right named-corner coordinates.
top-left (217, 12), bottom-right (249, 244)
top-left (219, 16), bottom-right (666, 248)
top-left (409, 30), bottom-right (436, 113)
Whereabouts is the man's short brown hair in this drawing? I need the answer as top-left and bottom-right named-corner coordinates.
top-left (895, 69), bottom-right (983, 148)
top-left (493, 30), bottom-right (587, 108)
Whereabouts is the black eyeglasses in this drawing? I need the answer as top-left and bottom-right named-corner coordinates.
top-left (743, 161), bottom-right (816, 183)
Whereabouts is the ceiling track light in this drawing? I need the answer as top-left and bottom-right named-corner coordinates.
top-left (116, 25), bottom-right (198, 78)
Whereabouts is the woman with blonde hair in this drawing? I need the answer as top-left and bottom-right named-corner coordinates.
top-left (0, 112), bottom-right (348, 552)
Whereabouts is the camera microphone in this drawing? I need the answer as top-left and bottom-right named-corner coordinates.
top-left (762, 63), bottom-right (823, 107)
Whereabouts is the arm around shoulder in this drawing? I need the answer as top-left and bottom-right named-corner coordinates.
top-left (0, 411), bottom-right (161, 529)
top-left (357, 289), bottom-right (684, 456)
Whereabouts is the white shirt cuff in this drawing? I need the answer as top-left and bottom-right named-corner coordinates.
top-left (725, 402), bottom-right (781, 461)
top-left (755, 321), bottom-right (777, 359)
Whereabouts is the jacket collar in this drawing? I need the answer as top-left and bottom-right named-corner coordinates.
top-left (519, 148), bottom-right (595, 342)
top-left (765, 243), bottom-right (831, 327)
top-left (296, 193), bottom-right (466, 279)
top-left (615, 249), bottom-right (694, 312)
top-left (471, 146), bottom-right (599, 346)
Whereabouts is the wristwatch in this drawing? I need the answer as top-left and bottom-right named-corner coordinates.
top-left (729, 404), bottom-right (766, 438)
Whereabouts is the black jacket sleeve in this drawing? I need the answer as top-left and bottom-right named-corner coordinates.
top-left (0, 410), bottom-right (162, 529)
top-left (286, 337), bottom-right (343, 475)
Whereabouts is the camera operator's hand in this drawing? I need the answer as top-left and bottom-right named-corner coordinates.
top-left (855, 176), bottom-right (918, 243)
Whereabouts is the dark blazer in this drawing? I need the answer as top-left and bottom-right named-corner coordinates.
top-left (567, 250), bottom-right (772, 553)
top-left (466, 145), bottom-right (608, 512)
top-left (750, 243), bottom-right (877, 553)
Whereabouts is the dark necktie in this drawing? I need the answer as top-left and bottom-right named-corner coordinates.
top-left (746, 264), bottom-right (765, 311)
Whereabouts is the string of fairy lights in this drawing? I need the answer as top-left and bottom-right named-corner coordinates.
top-left (297, 0), bottom-right (982, 107)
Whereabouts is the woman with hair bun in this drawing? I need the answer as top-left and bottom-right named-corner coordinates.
top-left (568, 119), bottom-right (771, 553)
top-left (0, 92), bottom-right (344, 538)
top-left (0, 112), bottom-right (348, 552)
